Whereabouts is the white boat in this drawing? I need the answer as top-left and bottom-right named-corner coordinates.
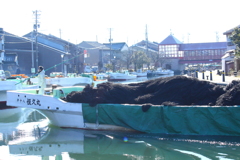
top-left (30, 76), bottom-right (92, 87)
top-left (130, 69), bottom-right (147, 77)
top-left (155, 68), bottom-right (174, 75)
top-left (7, 78), bottom-right (240, 136)
top-left (0, 78), bottom-right (39, 109)
top-left (108, 70), bottom-right (137, 81)
top-left (0, 71), bottom-right (105, 110)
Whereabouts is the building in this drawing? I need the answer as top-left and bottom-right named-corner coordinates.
top-left (78, 41), bottom-right (110, 71)
top-left (158, 34), bottom-right (227, 71)
top-left (24, 32), bottom-right (84, 75)
top-left (0, 28), bottom-right (83, 76)
top-left (222, 25), bottom-right (240, 74)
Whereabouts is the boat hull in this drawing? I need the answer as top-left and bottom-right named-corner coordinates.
top-left (7, 87), bottom-right (240, 136)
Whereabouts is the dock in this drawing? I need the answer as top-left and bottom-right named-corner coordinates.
top-left (186, 70), bottom-right (240, 85)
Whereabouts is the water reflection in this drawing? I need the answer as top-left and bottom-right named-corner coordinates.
top-left (1, 116), bottom-right (240, 160)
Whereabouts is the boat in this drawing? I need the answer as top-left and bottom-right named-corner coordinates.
top-left (130, 69), bottom-right (147, 77)
top-left (0, 70), bottom-right (105, 110)
top-left (29, 72), bottom-right (93, 87)
top-left (155, 67), bottom-right (174, 75)
top-left (108, 70), bottom-right (137, 81)
top-left (6, 75), bottom-right (240, 136)
top-left (0, 75), bottom-right (39, 109)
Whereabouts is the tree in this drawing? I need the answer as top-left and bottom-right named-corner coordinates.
top-left (132, 51), bottom-right (150, 71)
top-left (119, 50), bottom-right (133, 70)
top-left (230, 27), bottom-right (240, 57)
top-left (150, 51), bottom-right (170, 69)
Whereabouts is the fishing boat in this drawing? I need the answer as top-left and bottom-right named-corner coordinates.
top-left (130, 69), bottom-right (147, 77)
top-left (155, 67), bottom-right (174, 75)
top-left (6, 79), bottom-right (240, 136)
top-left (29, 72), bottom-right (93, 87)
top-left (108, 70), bottom-right (137, 81)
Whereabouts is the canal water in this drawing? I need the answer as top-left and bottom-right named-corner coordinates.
top-left (1, 75), bottom-right (240, 159)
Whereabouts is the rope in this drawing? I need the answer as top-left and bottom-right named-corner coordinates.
top-left (15, 53), bottom-right (84, 85)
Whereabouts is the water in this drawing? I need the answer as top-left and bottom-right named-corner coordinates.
top-left (1, 110), bottom-right (240, 159)
top-left (2, 75), bottom-right (240, 159)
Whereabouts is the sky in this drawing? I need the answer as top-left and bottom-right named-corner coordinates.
top-left (1, 0), bottom-right (240, 46)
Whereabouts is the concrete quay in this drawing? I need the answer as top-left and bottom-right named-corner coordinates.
top-left (186, 70), bottom-right (240, 85)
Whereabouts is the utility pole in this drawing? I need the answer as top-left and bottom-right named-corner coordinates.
top-left (33, 10), bottom-right (40, 72)
top-left (109, 28), bottom-right (114, 71)
top-left (59, 29), bottom-right (62, 39)
top-left (145, 24), bottom-right (148, 56)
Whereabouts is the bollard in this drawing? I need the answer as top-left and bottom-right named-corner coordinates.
top-left (206, 75), bottom-right (209, 80)
top-left (195, 71), bottom-right (198, 78)
top-left (210, 70), bottom-right (212, 81)
top-left (222, 70), bottom-right (225, 82)
top-left (202, 70), bottom-right (205, 79)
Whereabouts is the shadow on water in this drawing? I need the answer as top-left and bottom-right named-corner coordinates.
top-left (1, 119), bottom-right (240, 159)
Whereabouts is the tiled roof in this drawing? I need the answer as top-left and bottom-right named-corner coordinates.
top-left (103, 42), bottom-right (126, 50)
top-left (159, 34), bottom-right (182, 45)
top-left (78, 41), bottom-right (109, 50)
top-left (179, 42), bottom-right (227, 51)
top-left (136, 40), bottom-right (158, 51)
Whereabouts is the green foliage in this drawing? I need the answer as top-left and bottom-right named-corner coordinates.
top-left (120, 50), bottom-right (133, 69)
top-left (230, 27), bottom-right (240, 57)
top-left (105, 63), bottom-right (113, 71)
top-left (132, 51), bottom-right (150, 70)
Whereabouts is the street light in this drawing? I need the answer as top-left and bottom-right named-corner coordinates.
top-left (61, 54), bottom-right (64, 73)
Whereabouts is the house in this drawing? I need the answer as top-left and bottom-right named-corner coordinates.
top-left (0, 28), bottom-right (84, 76)
top-left (158, 34), bottom-right (227, 71)
top-left (103, 42), bottom-right (129, 71)
top-left (24, 32), bottom-right (84, 75)
top-left (78, 41), bottom-right (110, 71)
top-left (223, 25), bottom-right (240, 74)
top-left (103, 42), bottom-right (128, 59)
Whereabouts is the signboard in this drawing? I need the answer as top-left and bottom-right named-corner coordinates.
top-left (84, 50), bottom-right (87, 58)
top-left (31, 68), bottom-right (35, 74)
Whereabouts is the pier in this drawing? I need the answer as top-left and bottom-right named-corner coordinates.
top-left (186, 70), bottom-right (239, 85)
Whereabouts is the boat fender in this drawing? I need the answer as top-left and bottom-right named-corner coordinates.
top-left (142, 104), bottom-right (152, 112)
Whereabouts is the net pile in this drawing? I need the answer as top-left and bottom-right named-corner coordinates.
top-left (62, 75), bottom-right (240, 106)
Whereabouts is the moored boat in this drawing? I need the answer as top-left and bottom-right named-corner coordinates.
top-left (108, 70), bottom-right (137, 81)
top-left (6, 76), bottom-right (240, 136)
top-left (155, 67), bottom-right (174, 75)
top-left (130, 69), bottom-right (147, 77)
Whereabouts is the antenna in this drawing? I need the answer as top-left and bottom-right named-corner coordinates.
top-left (182, 35), bottom-right (185, 43)
top-left (59, 29), bottom-right (62, 39)
top-left (187, 33), bottom-right (190, 43)
top-left (216, 32), bottom-right (219, 42)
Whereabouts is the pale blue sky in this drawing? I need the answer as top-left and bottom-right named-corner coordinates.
top-left (1, 0), bottom-right (239, 45)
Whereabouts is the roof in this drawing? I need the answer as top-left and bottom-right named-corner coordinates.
top-left (103, 42), bottom-right (127, 51)
top-left (223, 25), bottom-right (240, 35)
top-left (78, 41), bottom-right (109, 50)
top-left (135, 40), bottom-right (158, 51)
top-left (179, 42), bottom-right (227, 51)
top-left (159, 34), bottom-right (182, 45)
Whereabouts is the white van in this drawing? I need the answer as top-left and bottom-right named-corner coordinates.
top-left (84, 66), bottom-right (92, 73)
